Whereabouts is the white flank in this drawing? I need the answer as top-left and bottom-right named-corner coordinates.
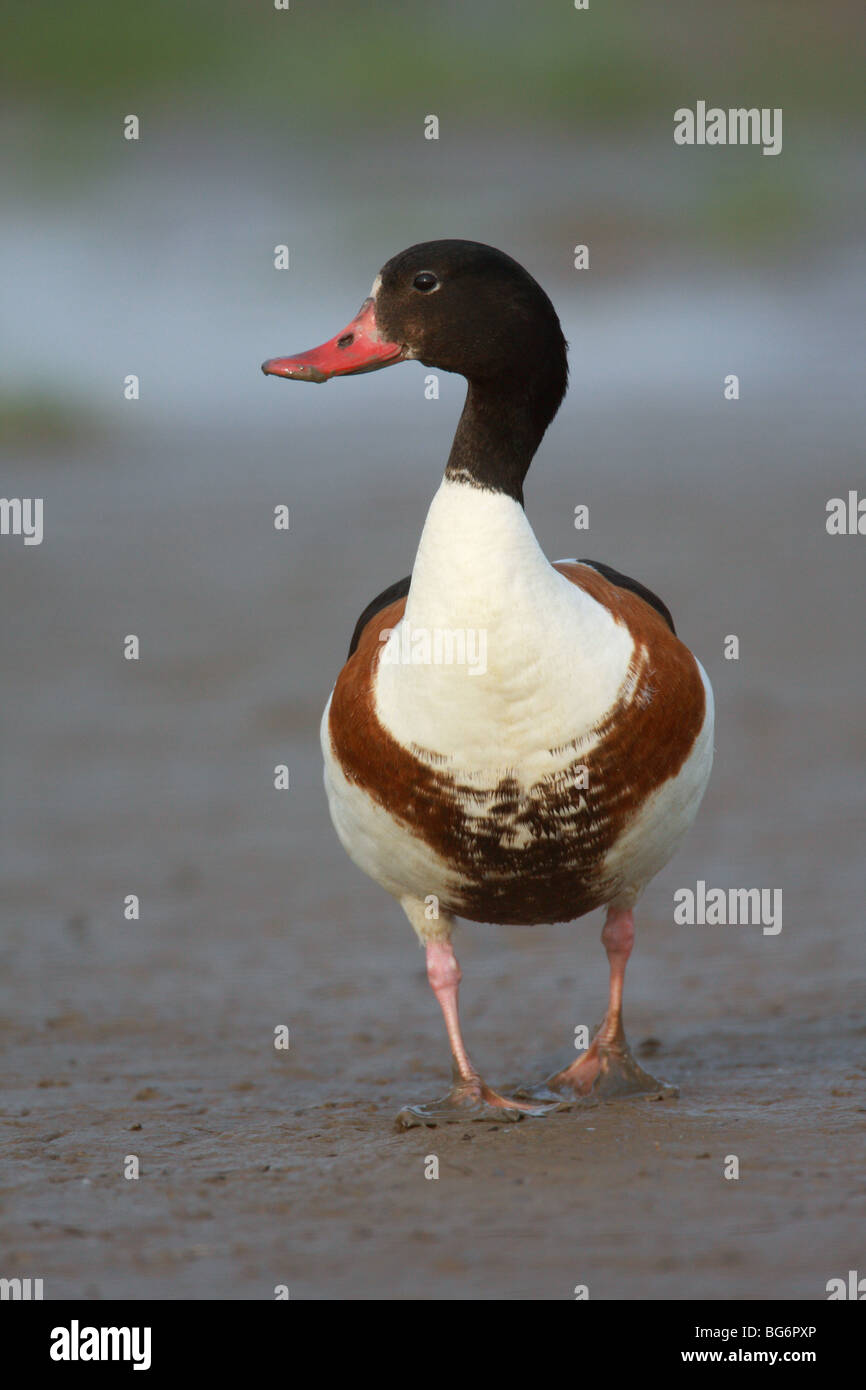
top-left (322, 692), bottom-right (465, 907)
top-left (599, 662), bottom-right (715, 908)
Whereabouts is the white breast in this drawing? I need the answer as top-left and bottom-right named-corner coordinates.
top-left (373, 478), bottom-right (635, 776)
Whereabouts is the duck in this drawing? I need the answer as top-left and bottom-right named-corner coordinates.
top-left (262, 239), bottom-right (714, 1128)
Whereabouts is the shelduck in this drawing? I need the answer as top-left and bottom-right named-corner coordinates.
top-left (263, 240), bottom-right (714, 1127)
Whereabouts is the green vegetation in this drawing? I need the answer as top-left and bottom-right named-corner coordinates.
top-left (2, 0), bottom-right (861, 125)
top-left (0, 390), bottom-right (103, 450)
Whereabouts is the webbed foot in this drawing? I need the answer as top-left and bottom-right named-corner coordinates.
top-left (396, 1074), bottom-right (566, 1128)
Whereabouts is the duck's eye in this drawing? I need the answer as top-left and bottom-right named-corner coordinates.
top-left (412, 271), bottom-right (439, 293)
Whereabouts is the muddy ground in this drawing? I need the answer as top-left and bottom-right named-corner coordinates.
top-left (2, 359), bottom-right (864, 1299)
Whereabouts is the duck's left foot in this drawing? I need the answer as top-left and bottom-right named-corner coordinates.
top-left (395, 1075), bottom-right (565, 1129)
top-left (518, 1037), bottom-right (678, 1105)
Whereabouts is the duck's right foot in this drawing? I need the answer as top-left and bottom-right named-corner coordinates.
top-left (518, 1035), bottom-right (678, 1104)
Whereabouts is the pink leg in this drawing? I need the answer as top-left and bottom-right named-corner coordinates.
top-left (395, 938), bottom-right (564, 1128)
top-left (593, 905), bottom-right (635, 1050)
top-left (424, 939), bottom-right (477, 1083)
top-left (521, 907), bottom-right (677, 1102)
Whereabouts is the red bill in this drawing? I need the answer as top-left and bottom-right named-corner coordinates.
top-left (262, 297), bottom-right (404, 384)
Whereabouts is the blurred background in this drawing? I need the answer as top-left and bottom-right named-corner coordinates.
top-left (1, 1), bottom-right (864, 1300)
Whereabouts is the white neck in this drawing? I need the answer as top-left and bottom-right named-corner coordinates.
top-left (406, 478), bottom-right (554, 626)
